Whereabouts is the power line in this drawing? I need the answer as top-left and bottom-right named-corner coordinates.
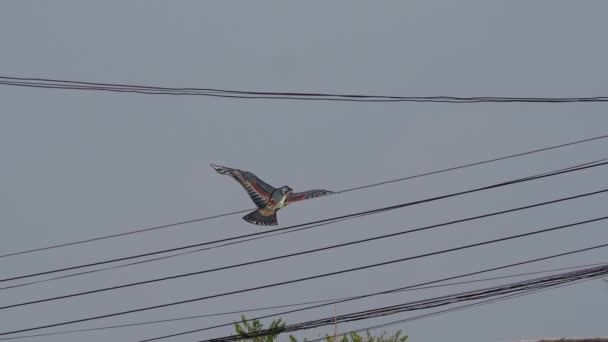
top-left (2, 134), bottom-right (606, 260)
top-left (0, 208), bottom-right (252, 259)
top-left (2, 215), bottom-right (606, 337)
top-left (1, 158), bottom-right (606, 285)
top-left (4, 185), bottom-right (604, 292)
top-left (294, 268), bottom-right (606, 331)
top-left (0, 262), bottom-right (608, 342)
top-left (0, 216), bottom-right (361, 292)
top-left (200, 265), bottom-right (608, 342)
top-left (204, 268), bottom-right (608, 341)
top-left (1, 76), bottom-right (608, 103)
top-left (304, 276), bottom-right (600, 342)
top-left (7, 155), bottom-right (607, 292)
top-left (138, 241), bottom-right (608, 341)
top-left (139, 244), bottom-right (608, 342)
top-left (3, 188), bottom-right (606, 310)
top-left (2, 261), bottom-right (604, 341)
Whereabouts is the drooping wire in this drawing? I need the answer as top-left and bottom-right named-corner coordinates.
top-left (1, 76), bottom-right (608, 103)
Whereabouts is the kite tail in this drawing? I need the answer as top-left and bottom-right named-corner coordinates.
top-left (243, 209), bottom-right (278, 226)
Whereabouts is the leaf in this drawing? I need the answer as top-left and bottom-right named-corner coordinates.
top-left (235, 323), bottom-right (245, 336)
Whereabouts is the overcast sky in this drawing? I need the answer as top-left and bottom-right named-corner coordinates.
top-left (1, 2), bottom-right (608, 342)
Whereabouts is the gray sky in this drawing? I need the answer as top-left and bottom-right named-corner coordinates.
top-left (1, 1), bottom-right (607, 342)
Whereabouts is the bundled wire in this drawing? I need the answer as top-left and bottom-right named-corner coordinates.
top-left (201, 265), bottom-right (608, 342)
top-left (1, 76), bottom-right (608, 103)
top-left (304, 275), bottom-right (599, 342)
top-left (1, 261), bottom-right (605, 341)
top-left (138, 240), bottom-right (608, 342)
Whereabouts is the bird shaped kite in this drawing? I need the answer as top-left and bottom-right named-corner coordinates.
top-left (211, 164), bottom-right (333, 226)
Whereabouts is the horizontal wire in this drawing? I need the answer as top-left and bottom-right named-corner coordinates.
top-left (1, 76), bottom-right (608, 103)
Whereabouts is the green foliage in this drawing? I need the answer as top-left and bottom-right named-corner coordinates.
top-left (233, 315), bottom-right (407, 342)
top-left (234, 315), bottom-right (288, 342)
top-left (323, 330), bottom-right (407, 342)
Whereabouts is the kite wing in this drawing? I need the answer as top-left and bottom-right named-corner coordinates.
top-left (211, 164), bottom-right (275, 208)
top-left (286, 189), bottom-right (333, 204)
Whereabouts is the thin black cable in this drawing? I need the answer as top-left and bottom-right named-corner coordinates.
top-left (308, 267), bottom-right (607, 327)
top-left (2, 214), bottom-right (605, 337)
top-left (2, 261), bottom-right (604, 341)
top-left (2, 158), bottom-right (606, 285)
top-left (298, 277), bottom-right (597, 337)
top-left (0, 208), bottom-right (253, 259)
top-left (217, 268), bottom-right (608, 341)
top-left (0, 215), bottom-right (360, 283)
top-left (7, 156), bottom-right (608, 292)
top-left (139, 241), bottom-right (608, 342)
top-left (306, 275), bottom-right (600, 342)
top-left (2, 184), bottom-right (601, 292)
top-left (0, 216), bottom-right (360, 292)
top-left (1, 135), bottom-right (605, 260)
top-left (201, 266), bottom-right (608, 342)
top-left (335, 149), bottom-right (608, 195)
top-left (3, 188), bottom-right (606, 310)
top-left (311, 278), bottom-right (592, 342)
top-left (1, 76), bottom-right (608, 103)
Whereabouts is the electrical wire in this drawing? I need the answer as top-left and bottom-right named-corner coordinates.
top-left (2, 215), bottom-right (605, 337)
top-left (3, 187), bottom-right (607, 309)
top-left (1, 134), bottom-right (606, 260)
top-left (2, 261), bottom-right (605, 341)
top-left (200, 265), bottom-right (608, 342)
top-left (137, 241), bottom-right (608, 341)
top-left (304, 276), bottom-right (601, 342)
top-left (1, 76), bottom-right (608, 103)
top-left (2, 158), bottom-right (606, 285)
top-left (4, 185), bottom-right (604, 292)
top-left (7, 157), bottom-right (607, 292)
top-left (0, 216), bottom-right (361, 291)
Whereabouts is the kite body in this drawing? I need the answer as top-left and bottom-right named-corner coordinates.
top-left (211, 164), bottom-right (333, 226)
